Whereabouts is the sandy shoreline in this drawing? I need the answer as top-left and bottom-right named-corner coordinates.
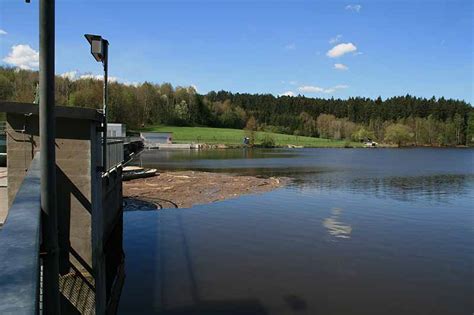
top-left (123, 170), bottom-right (288, 209)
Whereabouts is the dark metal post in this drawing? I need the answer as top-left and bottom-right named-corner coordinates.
top-left (39, 0), bottom-right (60, 313)
top-left (102, 42), bottom-right (108, 172)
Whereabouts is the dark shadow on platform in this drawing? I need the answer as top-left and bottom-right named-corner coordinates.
top-left (154, 299), bottom-right (268, 315)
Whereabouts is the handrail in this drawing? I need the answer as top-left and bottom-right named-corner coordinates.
top-left (0, 153), bottom-right (41, 313)
top-left (106, 139), bottom-right (124, 172)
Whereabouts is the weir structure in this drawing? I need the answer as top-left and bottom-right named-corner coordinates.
top-left (0, 102), bottom-right (127, 314)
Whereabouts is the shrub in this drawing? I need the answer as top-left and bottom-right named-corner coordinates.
top-left (260, 134), bottom-right (276, 148)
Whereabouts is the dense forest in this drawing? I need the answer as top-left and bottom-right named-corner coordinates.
top-left (1, 66), bottom-right (473, 146)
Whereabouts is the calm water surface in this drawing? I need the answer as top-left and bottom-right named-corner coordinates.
top-left (119, 148), bottom-right (473, 315)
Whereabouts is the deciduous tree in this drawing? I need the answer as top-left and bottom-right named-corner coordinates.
top-left (384, 123), bottom-right (413, 147)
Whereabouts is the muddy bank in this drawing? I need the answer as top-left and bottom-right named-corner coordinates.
top-left (123, 171), bottom-right (288, 209)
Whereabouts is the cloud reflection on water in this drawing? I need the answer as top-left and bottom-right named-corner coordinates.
top-left (323, 207), bottom-right (352, 239)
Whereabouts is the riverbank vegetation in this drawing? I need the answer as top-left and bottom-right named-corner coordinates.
top-left (1, 66), bottom-right (472, 147)
top-left (141, 125), bottom-right (361, 147)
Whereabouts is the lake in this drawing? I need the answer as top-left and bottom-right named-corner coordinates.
top-left (119, 148), bottom-right (473, 315)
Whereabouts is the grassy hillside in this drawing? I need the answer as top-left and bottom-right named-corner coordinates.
top-left (141, 125), bottom-right (362, 148)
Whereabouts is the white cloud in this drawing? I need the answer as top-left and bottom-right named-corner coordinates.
top-left (59, 70), bottom-right (119, 82)
top-left (60, 70), bottom-right (78, 80)
top-left (3, 44), bottom-right (39, 70)
top-left (326, 43), bottom-right (357, 58)
top-left (334, 63), bottom-right (348, 71)
top-left (329, 34), bottom-right (342, 45)
top-left (299, 86), bottom-right (330, 93)
top-left (280, 91), bottom-right (295, 97)
top-left (284, 43), bottom-right (296, 50)
top-left (0, 29), bottom-right (7, 35)
top-left (79, 73), bottom-right (118, 82)
top-left (78, 73), bottom-right (101, 80)
top-left (55, 70), bottom-right (148, 88)
top-left (122, 81), bottom-right (140, 87)
top-left (298, 84), bottom-right (348, 94)
top-left (345, 4), bottom-right (362, 12)
top-left (59, 70), bottom-right (151, 89)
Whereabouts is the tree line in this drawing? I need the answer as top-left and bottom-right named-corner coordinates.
top-left (0, 66), bottom-right (473, 146)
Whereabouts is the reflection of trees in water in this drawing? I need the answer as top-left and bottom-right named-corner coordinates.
top-left (139, 148), bottom-right (298, 164)
top-left (294, 174), bottom-right (473, 202)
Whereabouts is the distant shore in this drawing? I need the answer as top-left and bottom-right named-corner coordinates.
top-left (138, 125), bottom-right (363, 148)
top-left (137, 125), bottom-right (473, 149)
top-left (146, 142), bottom-right (472, 150)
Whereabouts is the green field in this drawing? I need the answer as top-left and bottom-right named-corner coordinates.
top-left (141, 125), bottom-right (362, 148)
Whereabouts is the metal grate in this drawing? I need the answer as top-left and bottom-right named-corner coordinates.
top-left (105, 139), bottom-right (124, 171)
top-left (59, 270), bottom-right (96, 314)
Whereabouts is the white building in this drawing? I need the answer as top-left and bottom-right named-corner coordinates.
top-left (140, 132), bottom-right (173, 148)
top-left (108, 123), bottom-right (126, 138)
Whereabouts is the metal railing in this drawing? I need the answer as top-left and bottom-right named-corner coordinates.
top-left (0, 153), bottom-right (41, 313)
top-left (0, 121), bottom-right (5, 134)
top-left (0, 121), bottom-right (5, 154)
top-left (106, 139), bottom-right (124, 172)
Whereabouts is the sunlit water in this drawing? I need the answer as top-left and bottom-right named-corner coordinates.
top-left (119, 148), bottom-right (473, 315)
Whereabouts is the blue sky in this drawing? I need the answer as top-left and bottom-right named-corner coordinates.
top-left (0, 0), bottom-right (472, 103)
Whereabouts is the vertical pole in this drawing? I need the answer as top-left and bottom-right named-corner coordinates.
top-left (40, 0), bottom-right (60, 313)
top-left (96, 40), bottom-right (109, 314)
top-left (102, 42), bottom-right (108, 172)
top-left (91, 121), bottom-right (106, 314)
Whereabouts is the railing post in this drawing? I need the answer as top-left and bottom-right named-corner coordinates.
top-left (92, 122), bottom-right (106, 314)
top-left (39, 0), bottom-right (60, 313)
top-left (102, 43), bottom-right (108, 173)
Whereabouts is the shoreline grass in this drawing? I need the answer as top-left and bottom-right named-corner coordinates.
top-left (139, 125), bottom-right (363, 148)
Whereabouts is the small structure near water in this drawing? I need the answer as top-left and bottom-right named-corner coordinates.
top-left (108, 123), bottom-right (126, 138)
top-left (123, 166), bottom-right (157, 181)
top-left (140, 131), bottom-right (201, 149)
top-left (141, 131), bottom-right (172, 148)
top-left (364, 140), bottom-right (378, 147)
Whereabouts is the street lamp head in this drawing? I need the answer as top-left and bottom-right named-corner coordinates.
top-left (84, 34), bottom-right (108, 63)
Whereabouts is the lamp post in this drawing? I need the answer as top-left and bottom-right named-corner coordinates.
top-left (84, 34), bottom-right (109, 171)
